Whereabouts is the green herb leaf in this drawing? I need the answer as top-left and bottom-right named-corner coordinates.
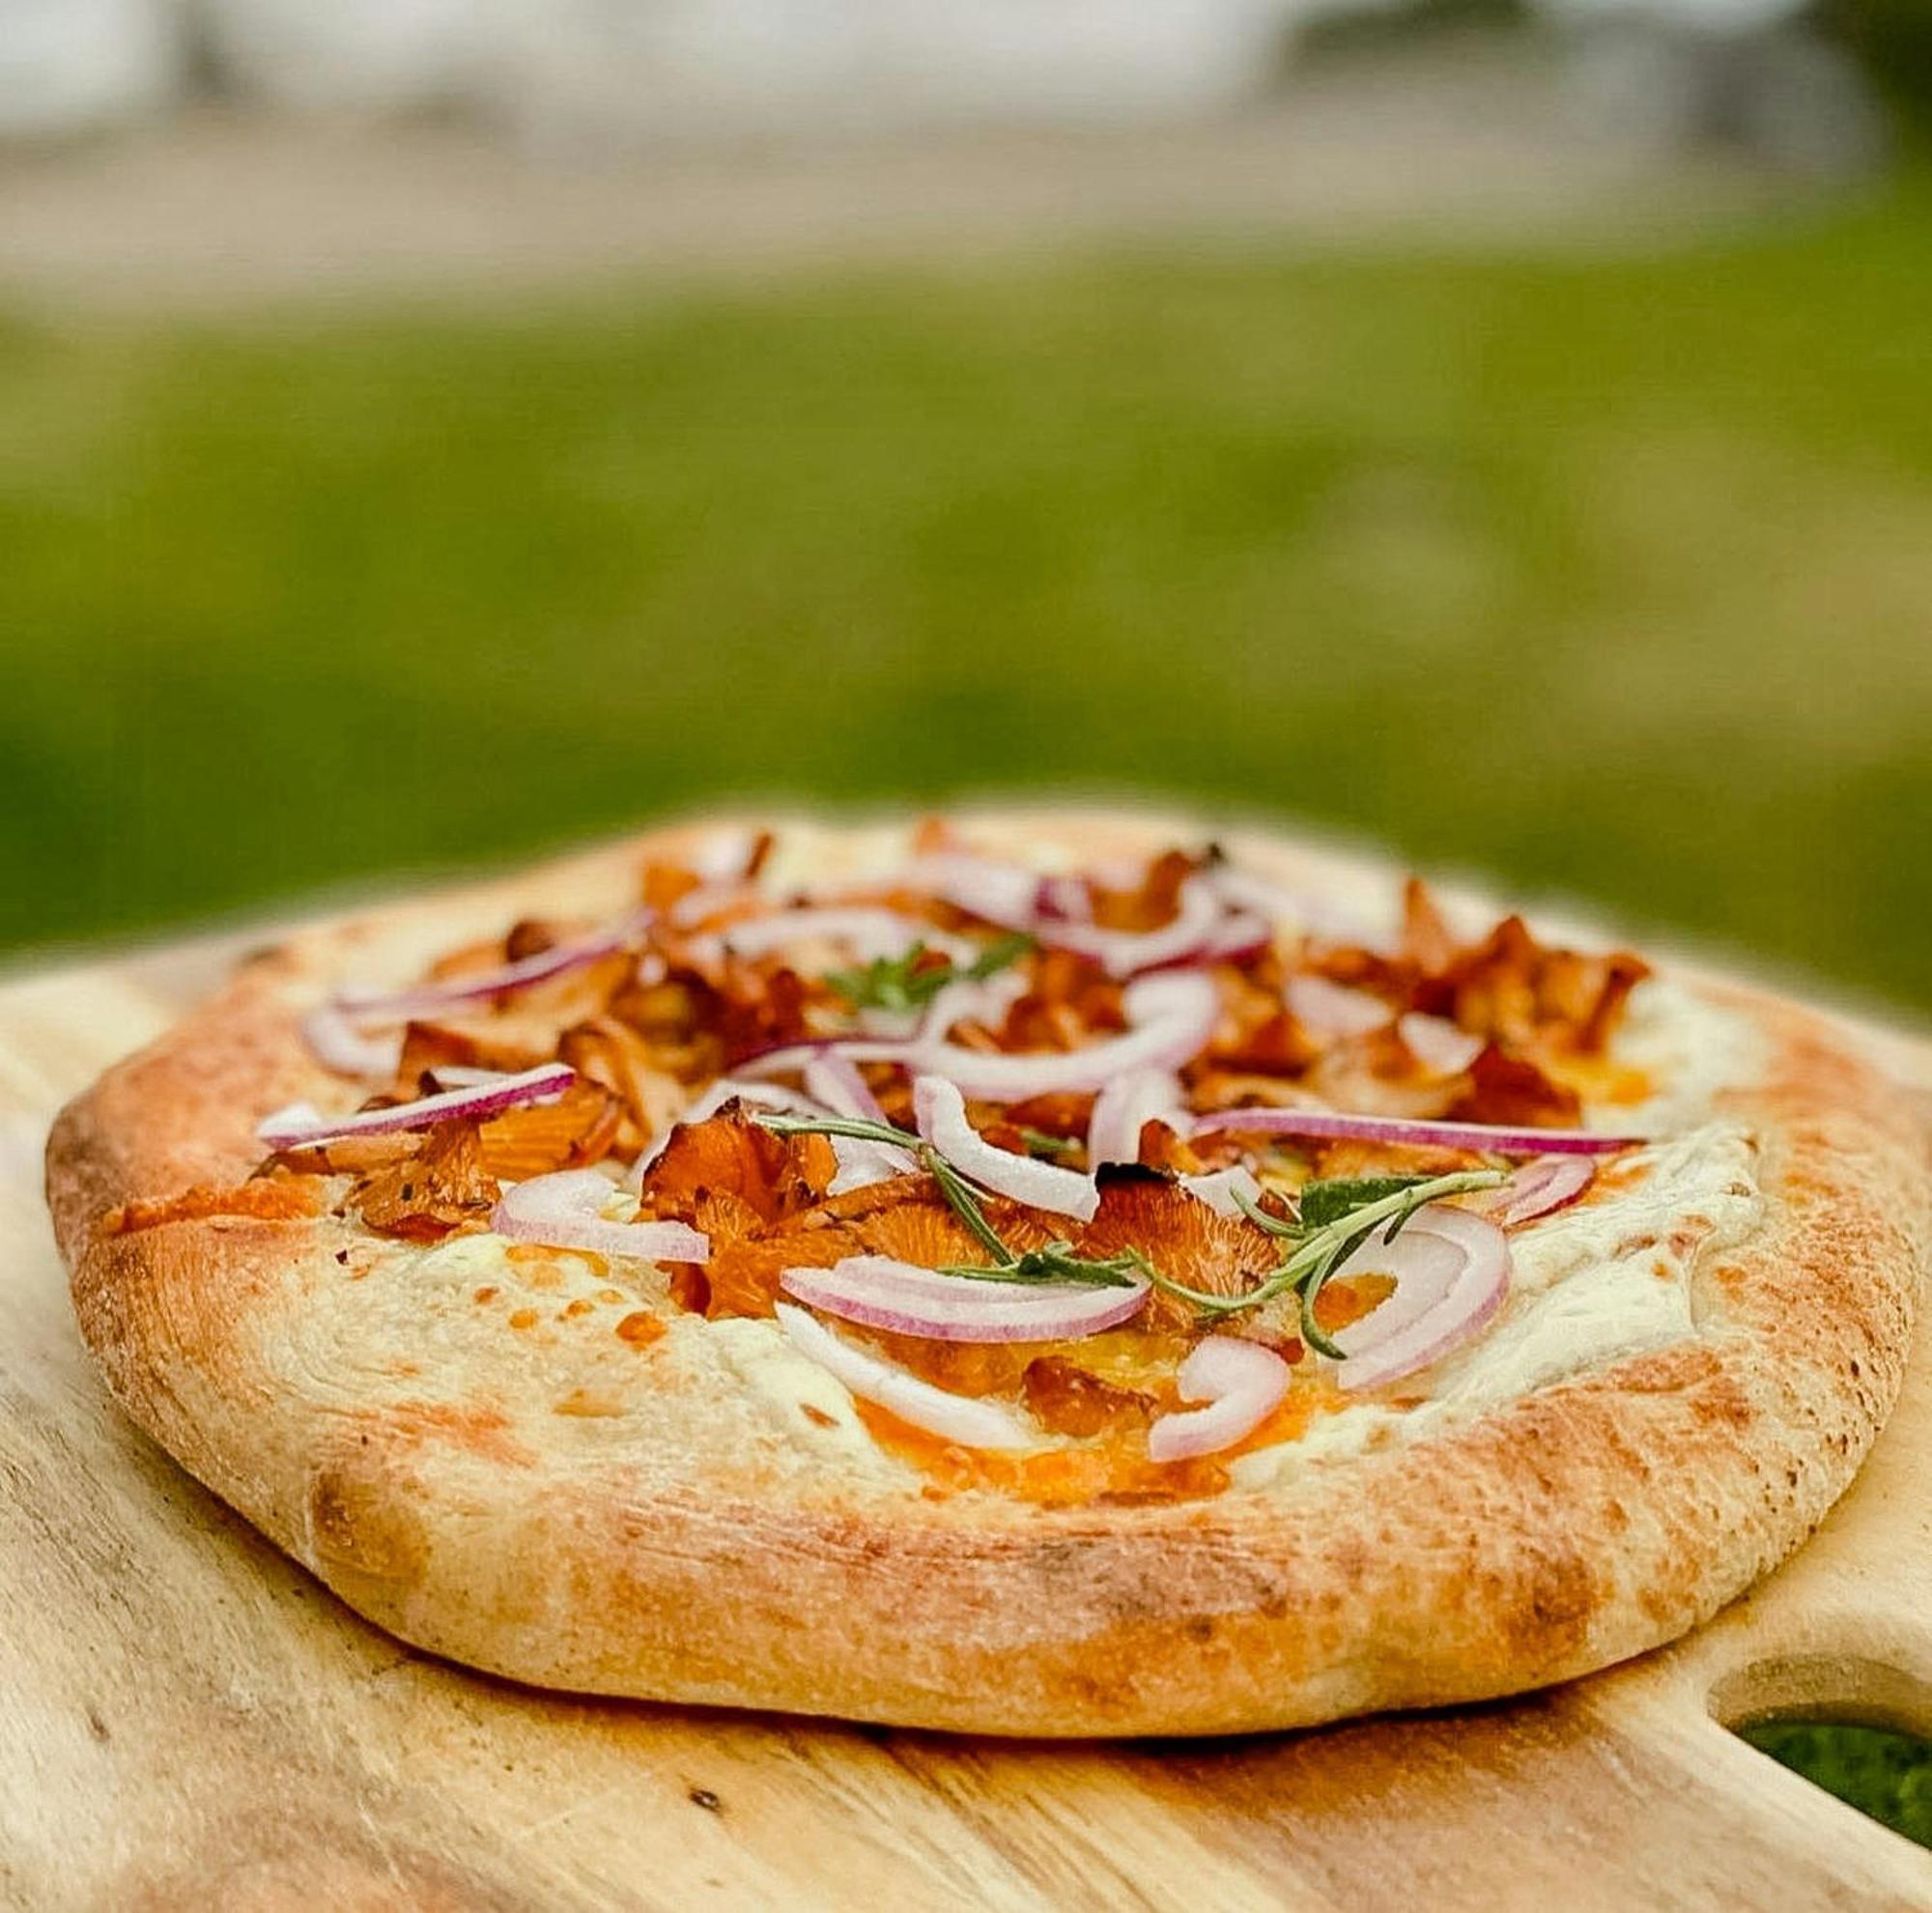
top-left (1232, 1185), bottom-right (1300, 1239)
top-left (966, 930), bottom-right (1036, 981)
top-left (1295, 1175), bottom-right (1431, 1232)
top-left (823, 942), bottom-right (953, 1014)
top-left (1017, 1126), bottom-right (1079, 1160)
top-left (1143, 1168), bottom-right (1506, 1325)
top-left (823, 929), bottom-right (1032, 1014)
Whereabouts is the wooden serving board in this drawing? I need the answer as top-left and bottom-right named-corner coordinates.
top-left (1, 908), bottom-right (1927, 1913)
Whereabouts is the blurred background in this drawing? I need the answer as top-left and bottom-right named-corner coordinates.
top-left (0, 0), bottom-right (1927, 1839)
top-left (0, 0), bottom-right (1926, 1025)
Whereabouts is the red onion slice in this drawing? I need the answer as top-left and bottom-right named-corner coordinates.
top-left (668, 880), bottom-right (761, 929)
top-left (913, 1076), bottom-right (1099, 1221)
top-left (1473, 1155), bottom-right (1596, 1228)
top-left (257, 1062), bottom-right (576, 1150)
top-left (1147, 1335), bottom-right (1291, 1462)
top-left (1179, 910), bottom-right (1274, 967)
top-left (803, 1055), bottom-right (912, 1192)
top-left (422, 1065), bottom-right (519, 1091)
top-left (302, 1002), bottom-right (402, 1078)
top-left (1040, 876), bottom-right (1225, 978)
top-left (1399, 1012), bottom-right (1485, 1075)
top-left (1035, 872), bottom-right (1093, 923)
top-left (705, 906), bottom-right (973, 967)
top-left (1087, 1068), bottom-right (1183, 1167)
top-left (916, 966), bottom-right (1030, 1044)
top-left (493, 1169), bottom-right (710, 1264)
top-left (1178, 1164), bottom-right (1264, 1219)
top-left (1286, 974), bottom-right (1390, 1038)
top-left (898, 852), bottom-right (1044, 928)
top-left (913, 969), bottom-right (1220, 1102)
top-left (334, 910), bottom-right (653, 1025)
top-left (302, 909), bottom-right (654, 1078)
top-left (781, 1254), bottom-right (1149, 1343)
top-left (774, 1302), bottom-right (1034, 1450)
top-left (1191, 1105), bottom-right (1640, 1156)
top-left (1330, 1203), bottom-right (1512, 1392)
top-left (1208, 863), bottom-right (1391, 948)
top-left (803, 1053), bottom-right (888, 1125)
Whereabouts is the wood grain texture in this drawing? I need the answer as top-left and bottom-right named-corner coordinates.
top-left (2, 903), bottom-right (1928, 1913)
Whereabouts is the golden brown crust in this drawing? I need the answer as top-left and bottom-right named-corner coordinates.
top-left (45, 810), bottom-right (1928, 1736)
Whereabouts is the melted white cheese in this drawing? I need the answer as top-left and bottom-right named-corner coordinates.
top-left (1600, 977), bottom-right (1767, 1132)
top-left (1231, 1120), bottom-right (1764, 1489)
top-left (669, 1316), bottom-right (915, 1482)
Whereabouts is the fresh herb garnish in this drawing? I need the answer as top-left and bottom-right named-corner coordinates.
top-left (1166, 1167), bottom-right (1504, 1356)
top-left (824, 931), bottom-right (1034, 1015)
top-left (823, 943), bottom-right (953, 1014)
top-left (1017, 1126), bottom-right (1080, 1160)
top-left (964, 930), bottom-right (1037, 980)
top-left (1296, 1175), bottom-right (1431, 1231)
top-left (754, 1109), bottom-right (1135, 1288)
top-left (752, 1112), bottom-right (1503, 1351)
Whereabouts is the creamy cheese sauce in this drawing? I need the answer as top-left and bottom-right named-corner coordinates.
top-left (1232, 991), bottom-right (1769, 1487)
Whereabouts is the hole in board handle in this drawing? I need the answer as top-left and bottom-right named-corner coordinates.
top-left (1711, 1654), bottom-right (1932, 1852)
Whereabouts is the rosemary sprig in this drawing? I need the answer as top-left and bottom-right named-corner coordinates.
top-left (824, 931), bottom-right (1035, 1015)
top-left (1148, 1167), bottom-right (1505, 1356)
top-left (1017, 1126), bottom-right (1080, 1160)
top-left (753, 1112), bottom-right (1504, 1349)
top-left (754, 1109), bottom-right (1135, 1287)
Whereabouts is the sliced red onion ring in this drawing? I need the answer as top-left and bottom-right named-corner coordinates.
top-left (1472, 1155), bottom-right (1596, 1228)
top-left (1208, 863), bottom-right (1390, 949)
top-left (302, 909), bottom-right (654, 1078)
top-left (301, 1002), bottom-right (400, 1078)
top-left (703, 906), bottom-right (974, 968)
top-left (1035, 872), bottom-right (1093, 923)
top-left (805, 1055), bottom-right (915, 1193)
top-left (1178, 1164), bottom-right (1264, 1219)
top-left (1190, 1105), bottom-right (1639, 1156)
top-left (1286, 974), bottom-right (1390, 1038)
top-left (913, 1076), bottom-right (1099, 1221)
top-left (668, 880), bottom-right (760, 929)
top-left (781, 1254), bottom-right (1149, 1343)
top-left (1399, 1012), bottom-right (1484, 1075)
top-left (1330, 1203), bottom-right (1512, 1392)
top-left (422, 1065), bottom-right (520, 1092)
top-left (731, 1034), bottom-right (913, 1080)
top-left (334, 910), bottom-right (652, 1025)
top-left (826, 1137), bottom-right (911, 1197)
top-left (257, 1062), bottom-right (576, 1150)
top-left (1087, 1068), bottom-right (1182, 1167)
top-left (774, 1302), bottom-right (1034, 1450)
top-left (1147, 1335), bottom-right (1291, 1462)
top-left (1178, 910), bottom-right (1274, 968)
top-left (1040, 876), bottom-right (1225, 979)
top-left (913, 969), bottom-right (1220, 1102)
top-left (916, 967), bottom-right (1030, 1044)
top-left (493, 1169), bottom-right (710, 1264)
top-left (803, 1053), bottom-right (888, 1125)
top-left (898, 852), bottom-right (1044, 928)
top-left (628, 1077), bottom-right (819, 1188)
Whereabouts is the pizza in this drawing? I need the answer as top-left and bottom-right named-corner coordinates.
top-left (45, 810), bottom-right (1925, 1736)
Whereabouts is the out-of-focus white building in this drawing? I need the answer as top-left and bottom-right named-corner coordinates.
top-left (0, 0), bottom-right (1889, 174)
top-left (1, 0), bottom-right (1313, 138)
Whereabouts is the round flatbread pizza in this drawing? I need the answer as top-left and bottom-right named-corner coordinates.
top-left (46, 809), bottom-right (1926, 1735)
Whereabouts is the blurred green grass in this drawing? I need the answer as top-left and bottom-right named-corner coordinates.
top-left (2, 186), bottom-right (1929, 1008)
top-left (1741, 1722), bottom-right (1932, 1850)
